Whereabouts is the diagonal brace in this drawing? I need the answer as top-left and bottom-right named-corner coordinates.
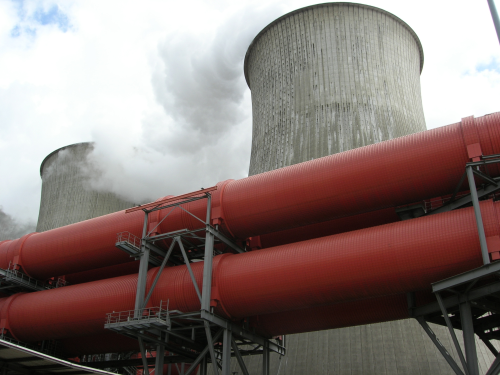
top-left (177, 238), bottom-right (202, 302)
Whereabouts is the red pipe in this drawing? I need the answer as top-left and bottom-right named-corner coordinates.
top-left (250, 291), bottom-right (437, 338)
top-left (64, 260), bottom-right (141, 285)
top-left (254, 207), bottom-right (401, 249)
top-left (60, 291), bottom-right (434, 355)
top-left (1, 201), bottom-right (498, 344)
top-left (0, 113), bottom-right (498, 280)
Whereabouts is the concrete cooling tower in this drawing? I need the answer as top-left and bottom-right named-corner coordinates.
top-left (36, 142), bottom-right (135, 232)
top-left (245, 2), bottom-right (427, 175)
top-left (235, 3), bottom-right (494, 375)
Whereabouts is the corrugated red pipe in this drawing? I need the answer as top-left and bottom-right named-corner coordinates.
top-left (59, 291), bottom-right (434, 355)
top-left (0, 201), bottom-right (498, 344)
top-left (0, 113), bottom-right (498, 280)
top-left (250, 291), bottom-right (437, 338)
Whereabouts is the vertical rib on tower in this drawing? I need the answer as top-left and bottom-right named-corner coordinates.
top-left (245, 2), bottom-right (426, 175)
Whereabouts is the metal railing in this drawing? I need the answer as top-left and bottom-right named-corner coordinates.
top-left (106, 304), bottom-right (180, 326)
top-left (4, 262), bottom-right (49, 291)
top-left (116, 231), bottom-right (142, 250)
top-left (54, 278), bottom-right (68, 288)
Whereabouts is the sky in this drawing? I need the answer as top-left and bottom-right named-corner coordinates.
top-left (0, 0), bottom-right (499, 239)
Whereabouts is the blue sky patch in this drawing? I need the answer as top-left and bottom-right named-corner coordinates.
top-left (476, 58), bottom-right (500, 74)
top-left (9, 1), bottom-right (70, 38)
top-left (33, 5), bottom-right (69, 31)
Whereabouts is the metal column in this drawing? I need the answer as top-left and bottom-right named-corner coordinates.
top-left (155, 344), bottom-right (165, 375)
top-left (201, 193), bottom-right (214, 313)
top-left (459, 301), bottom-right (479, 375)
top-left (135, 213), bottom-right (151, 313)
top-left (263, 341), bottom-right (270, 375)
top-left (200, 356), bottom-right (207, 375)
top-left (222, 328), bottom-right (231, 375)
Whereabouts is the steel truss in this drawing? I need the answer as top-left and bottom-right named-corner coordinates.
top-left (106, 187), bottom-right (285, 375)
top-left (408, 154), bottom-right (500, 375)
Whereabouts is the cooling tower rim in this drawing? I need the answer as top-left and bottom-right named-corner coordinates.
top-left (243, 2), bottom-right (424, 89)
top-left (39, 142), bottom-right (94, 177)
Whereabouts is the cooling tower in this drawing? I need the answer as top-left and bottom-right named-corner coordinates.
top-left (238, 3), bottom-right (490, 374)
top-left (245, 2), bottom-right (426, 175)
top-left (36, 142), bottom-right (135, 232)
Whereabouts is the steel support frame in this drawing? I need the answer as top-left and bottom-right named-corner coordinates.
top-left (409, 276), bottom-right (500, 375)
top-left (409, 156), bottom-right (500, 375)
top-left (109, 188), bottom-right (284, 375)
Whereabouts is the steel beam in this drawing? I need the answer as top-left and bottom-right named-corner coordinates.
top-left (415, 317), bottom-right (464, 375)
top-left (432, 263), bottom-right (500, 293)
top-left (485, 353), bottom-right (500, 375)
top-left (184, 329), bottom-right (222, 375)
top-left (207, 226), bottom-right (244, 254)
top-left (231, 336), bottom-right (250, 375)
top-left (142, 240), bottom-right (176, 309)
top-left (477, 332), bottom-right (499, 356)
top-left (126, 187), bottom-right (217, 213)
top-left (467, 156), bottom-right (500, 167)
top-left (436, 293), bottom-right (471, 375)
top-left (466, 166), bottom-right (490, 264)
top-left (138, 338), bottom-right (149, 373)
top-left (177, 238), bottom-right (202, 302)
top-left (200, 310), bottom-right (285, 355)
top-left (414, 282), bottom-right (500, 317)
top-left (428, 177), bottom-right (500, 215)
top-left (204, 321), bottom-right (220, 375)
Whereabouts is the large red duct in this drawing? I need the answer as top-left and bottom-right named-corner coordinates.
top-left (1, 201), bottom-right (498, 345)
top-left (59, 291), bottom-right (434, 356)
top-left (0, 113), bottom-right (499, 280)
top-left (250, 291), bottom-right (437, 338)
top-left (1, 113), bottom-right (499, 281)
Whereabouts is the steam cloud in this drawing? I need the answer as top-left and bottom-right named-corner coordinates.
top-left (84, 4), bottom-right (285, 204)
top-left (0, 207), bottom-right (36, 241)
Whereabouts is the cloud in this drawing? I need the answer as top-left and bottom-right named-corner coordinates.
top-left (83, 3), bottom-right (285, 203)
top-left (0, 0), bottom-right (499, 229)
top-left (0, 207), bottom-right (36, 241)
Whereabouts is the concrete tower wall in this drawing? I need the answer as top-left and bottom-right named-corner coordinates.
top-left (36, 142), bottom-right (135, 232)
top-left (245, 2), bottom-right (427, 175)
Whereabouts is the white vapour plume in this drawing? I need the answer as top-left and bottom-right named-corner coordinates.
top-left (0, 207), bottom-right (36, 241)
top-left (83, 4), bottom-right (285, 204)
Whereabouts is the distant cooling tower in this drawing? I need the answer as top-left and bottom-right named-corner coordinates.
top-left (237, 3), bottom-right (493, 375)
top-left (245, 2), bottom-right (426, 175)
top-left (36, 142), bottom-right (135, 232)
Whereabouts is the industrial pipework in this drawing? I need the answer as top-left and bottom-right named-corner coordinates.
top-left (0, 200), bottom-right (498, 346)
top-left (0, 113), bottom-right (499, 282)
